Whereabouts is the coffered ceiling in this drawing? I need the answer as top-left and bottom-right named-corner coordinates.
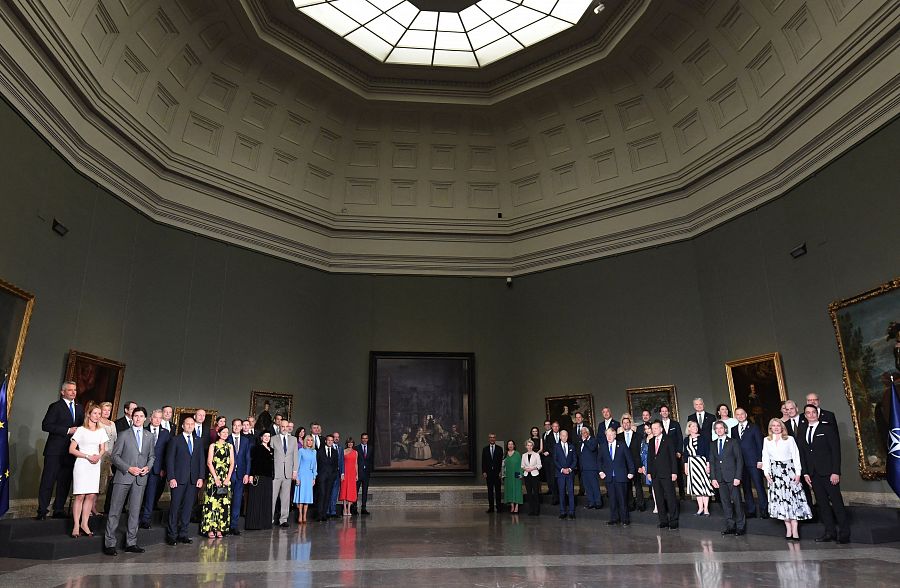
top-left (0, 0), bottom-right (897, 275)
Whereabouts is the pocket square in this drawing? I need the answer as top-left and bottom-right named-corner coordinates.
top-left (815, 433), bottom-right (825, 437)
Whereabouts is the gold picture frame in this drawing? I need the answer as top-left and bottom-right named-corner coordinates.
top-left (828, 277), bottom-right (900, 480)
top-left (249, 390), bottom-right (294, 422)
top-left (173, 406), bottom-right (218, 433)
top-left (626, 385), bottom-right (679, 422)
top-left (65, 350), bottom-right (125, 416)
top-left (725, 353), bottom-right (787, 428)
top-left (0, 278), bottom-right (35, 414)
top-left (545, 393), bottom-right (596, 434)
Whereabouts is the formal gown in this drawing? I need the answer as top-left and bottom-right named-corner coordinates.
top-left (339, 450), bottom-right (358, 502)
top-left (200, 442), bottom-right (233, 534)
top-left (502, 450), bottom-right (523, 504)
top-left (98, 421), bottom-right (117, 498)
top-left (71, 426), bottom-right (109, 494)
top-left (245, 444), bottom-right (274, 530)
top-left (762, 436), bottom-right (811, 521)
top-left (684, 437), bottom-right (714, 497)
top-left (294, 447), bottom-right (317, 505)
top-left (641, 439), bottom-right (651, 487)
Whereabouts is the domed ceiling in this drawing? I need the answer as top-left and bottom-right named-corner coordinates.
top-left (0, 0), bottom-right (897, 275)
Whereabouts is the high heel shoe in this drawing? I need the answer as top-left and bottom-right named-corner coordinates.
top-left (71, 531), bottom-right (80, 538)
top-left (81, 526), bottom-right (94, 537)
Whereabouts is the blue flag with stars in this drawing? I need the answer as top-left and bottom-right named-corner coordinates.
top-left (0, 376), bottom-right (9, 517)
top-left (888, 377), bottom-right (900, 500)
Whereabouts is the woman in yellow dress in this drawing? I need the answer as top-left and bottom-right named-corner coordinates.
top-left (201, 426), bottom-right (235, 538)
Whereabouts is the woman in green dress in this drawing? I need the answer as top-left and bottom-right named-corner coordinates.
top-left (502, 439), bottom-right (523, 513)
top-left (201, 426), bottom-right (235, 538)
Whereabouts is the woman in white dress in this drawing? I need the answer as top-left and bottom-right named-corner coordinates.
top-left (95, 401), bottom-right (117, 515)
top-left (69, 403), bottom-right (109, 537)
top-left (762, 418), bottom-right (811, 541)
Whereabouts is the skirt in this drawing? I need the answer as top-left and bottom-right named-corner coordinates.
top-left (244, 476), bottom-right (273, 530)
top-left (767, 461), bottom-right (812, 521)
top-left (685, 456), bottom-right (714, 497)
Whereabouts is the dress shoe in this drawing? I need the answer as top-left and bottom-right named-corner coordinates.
top-left (280, 522), bottom-right (290, 528)
top-left (760, 512), bottom-right (770, 519)
top-left (568, 514), bottom-right (576, 520)
top-left (486, 509), bottom-right (495, 514)
top-left (722, 528), bottom-right (736, 535)
top-left (125, 545), bottom-right (145, 554)
top-left (52, 512), bottom-right (68, 519)
top-left (622, 521), bottom-right (631, 527)
top-left (657, 523), bottom-right (669, 529)
top-left (166, 537), bottom-right (177, 546)
top-left (559, 514), bottom-right (567, 519)
top-left (606, 521), bottom-right (619, 526)
top-left (815, 535), bottom-right (835, 543)
top-left (361, 510), bottom-right (370, 515)
top-left (669, 523), bottom-right (679, 530)
top-left (103, 547), bottom-right (118, 556)
top-left (746, 512), bottom-right (757, 519)
top-left (837, 537), bottom-right (850, 544)
top-left (230, 529), bottom-right (241, 536)
top-left (638, 505), bottom-right (646, 512)
top-left (177, 537), bottom-right (193, 544)
top-left (139, 522), bottom-right (151, 529)
top-left (735, 530), bottom-right (746, 536)
top-left (33, 514), bottom-right (47, 521)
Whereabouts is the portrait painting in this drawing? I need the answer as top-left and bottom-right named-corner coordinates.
top-left (249, 390), bottom-right (294, 431)
top-left (545, 394), bottom-right (596, 434)
top-left (368, 352), bottom-right (475, 476)
top-left (626, 386), bottom-right (679, 423)
top-left (725, 353), bottom-right (787, 429)
top-left (65, 350), bottom-right (125, 415)
top-left (829, 277), bottom-right (900, 479)
top-left (173, 406), bottom-right (218, 432)
top-left (0, 278), bottom-right (34, 414)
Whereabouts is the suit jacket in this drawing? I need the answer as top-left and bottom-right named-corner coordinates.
top-left (272, 432), bottom-right (298, 480)
top-left (799, 408), bottom-right (838, 428)
top-left (227, 433), bottom-right (252, 480)
top-left (554, 442), bottom-right (577, 474)
top-left (576, 436), bottom-right (600, 471)
top-left (316, 444), bottom-right (340, 478)
top-left (41, 398), bottom-right (84, 456)
top-left (797, 421), bottom-right (841, 477)
top-left (355, 443), bottom-right (375, 480)
top-left (482, 444), bottom-right (504, 478)
top-left (165, 433), bottom-right (205, 486)
top-left (709, 436), bottom-right (743, 482)
top-left (661, 419), bottom-right (683, 453)
top-left (111, 427), bottom-right (155, 486)
top-left (599, 439), bottom-right (635, 482)
top-left (541, 431), bottom-right (558, 475)
top-left (687, 412), bottom-right (715, 439)
top-left (599, 419), bottom-right (621, 434)
top-left (144, 425), bottom-right (171, 476)
top-left (617, 430), bottom-right (642, 474)
top-left (572, 422), bottom-right (593, 439)
top-left (646, 435), bottom-right (678, 479)
top-left (731, 422), bottom-right (763, 466)
top-left (784, 417), bottom-right (802, 438)
top-left (114, 416), bottom-right (131, 433)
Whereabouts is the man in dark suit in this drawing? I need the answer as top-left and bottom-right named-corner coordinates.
top-left (646, 420), bottom-right (679, 529)
top-left (598, 407), bottom-right (620, 434)
top-left (316, 434), bottom-right (340, 522)
top-left (227, 418), bottom-right (251, 535)
top-left (710, 420), bottom-right (745, 535)
top-left (139, 409), bottom-right (171, 529)
top-left (659, 404), bottom-right (684, 498)
top-left (618, 415), bottom-right (645, 511)
top-left (114, 400), bottom-right (137, 433)
top-left (165, 417), bottom-right (204, 545)
top-left (355, 432), bottom-right (374, 515)
top-left (799, 393), bottom-right (838, 427)
top-left (798, 404), bottom-right (850, 543)
top-left (481, 433), bottom-right (504, 513)
top-left (36, 381), bottom-right (84, 520)
top-left (599, 427), bottom-right (635, 526)
top-left (572, 413), bottom-right (591, 496)
top-left (784, 400), bottom-right (802, 437)
top-left (732, 408), bottom-right (768, 518)
top-left (542, 421), bottom-right (560, 505)
top-left (554, 429), bottom-right (577, 519)
top-left (687, 397), bottom-right (715, 441)
top-left (577, 426), bottom-right (602, 509)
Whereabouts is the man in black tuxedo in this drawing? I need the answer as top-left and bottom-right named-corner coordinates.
top-left (482, 433), bottom-right (504, 513)
top-left (646, 420), bottom-right (679, 529)
top-left (165, 417), bottom-right (204, 545)
top-left (36, 381), bottom-right (84, 519)
top-left (617, 415), bottom-right (645, 511)
top-left (732, 408), bottom-right (768, 519)
top-left (800, 393), bottom-right (838, 427)
top-left (798, 404), bottom-right (850, 543)
top-left (114, 400), bottom-right (137, 433)
top-left (659, 404), bottom-right (684, 498)
top-left (355, 433), bottom-right (374, 515)
top-left (316, 434), bottom-right (340, 522)
top-left (710, 421), bottom-right (746, 535)
top-left (139, 409), bottom-right (172, 529)
top-left (686, 397), bottom-right (715, 440)
top-left (542, 421), bottom-right (560, 505)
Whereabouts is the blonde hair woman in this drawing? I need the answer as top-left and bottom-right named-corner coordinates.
top-left (762, 418), bottom-right (811, 541)
top-left (69, 403), bottom-right (109, 537)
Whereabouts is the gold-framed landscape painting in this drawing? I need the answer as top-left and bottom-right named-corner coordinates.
top-left (0, 278), bottom-right (34, 414)
top-left (626, 385), bottom-right (679, 422)
top-left (829, 277), bottom-right (900, 480)
top-left (725, 353), bottom-right (787, 428)
top-left (65, 350), bottom-right (125, 416)
top-left (545, 393), bottom-right (596, 434)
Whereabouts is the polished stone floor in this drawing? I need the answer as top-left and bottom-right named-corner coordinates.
top-left (1, 507), bottom-right (899, 587)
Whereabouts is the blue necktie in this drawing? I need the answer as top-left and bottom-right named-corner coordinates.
top-left (68, 401), bottom-right (75, 423)
top-left (188, 435), bottom-right (193, 455)
top-left (135, 429), bottom-right (142, 452)
top-left (718, 439), bottom-right (723, 455)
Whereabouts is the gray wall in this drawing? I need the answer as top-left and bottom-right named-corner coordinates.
top-left (1, 96), bottom-right (898, 497)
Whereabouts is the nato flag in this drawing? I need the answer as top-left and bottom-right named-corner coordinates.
top-left (888, 377), bottom-right (900, 500)
top-left (0, 376), bottom-right (10, 517)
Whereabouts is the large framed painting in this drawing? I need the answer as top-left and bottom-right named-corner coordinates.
top-left (249, 390), bottom-right (294, 427)
top-left (626, 385), bottom-right (679, 422)
top-left (545, 394), bottom-right (595, 434)
top-left (725, 353), bottom-right (787, 428)
top-left (65, 350), bottom-right (125, 415)
top-left (0, 278), bottom-right (35, 414)
top-left (173, 406), bottom-right (218, 433)
top-left (829, 277), bottom-right (900, 480)
top-left (367, 351), bottom-right (475, 476)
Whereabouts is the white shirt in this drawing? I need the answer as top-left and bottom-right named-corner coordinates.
top-left (624, 431), bottom-right (632, 446)
top-left (762, 435), bottom-right (802, 477)
top-left (806, 422), bottom-right (819, 444)
top-left (195, 424), bottom-right (202, 438)
top-left (696, 412), bottom-right (705, 427)
top-left (233, 434), bottom-right (240, 452)
top-left (161, 420), bottom-right (171, 431)
top-left (662, 419), bottom-right (670, 431)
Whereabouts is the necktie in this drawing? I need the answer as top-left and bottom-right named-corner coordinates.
top-left (135, 429), bottom-right (142, 452)
top-left (235, 435), bottom-right (239, 454)
top-left (655, 438), bottom-right (660, 454)
top-left (68, 401), bottom-right (75, 423)
top-left (609, 443), bottom-right (614, 459)
top-left (327, 447), bottom-right (331, 459)
top-left (718, 439), bottom-right (723, 455)
top-left (283, 435), bottom-right (287, 454)
top-left (555, 433), bottom-right (559, 443)
top-left (196, 425), bottom-right (201, 438)
top-left (188, 435), bottom-right (193, 455)
top-left (807, 426), bottom-right (813, 446)
top-left (563, 443), bottom-right (568, 457)
top-left (625, 432), bottom-right (631, 445)
top-left (363, 445), bottom-right (367, 458)
top-left (740, 425), bottom-right (745, 438)
top-left (490, 445), bottom-right (494, 458)
top-left (153, 427), bottom-right (158, 445)
top-left (698, 413), bottom-right (703, 428)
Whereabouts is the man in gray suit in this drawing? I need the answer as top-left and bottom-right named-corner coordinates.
top-left (104, 406), bottom-right (155, 555)
top-left (710, 420), bottom-right (745, 536)
top-left (272, 421), bottom-right (298, 527)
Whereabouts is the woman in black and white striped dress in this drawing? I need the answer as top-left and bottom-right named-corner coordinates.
top-left (683, 420), bottom-right (714, 516)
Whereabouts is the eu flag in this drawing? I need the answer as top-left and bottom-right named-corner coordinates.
top-left (888, 376), bottom-right (900, 500)
top-left (0, 376), bottom-right (10, 517)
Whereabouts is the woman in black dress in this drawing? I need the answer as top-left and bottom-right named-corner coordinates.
top-left (244, 431), bottom-right (274, 530)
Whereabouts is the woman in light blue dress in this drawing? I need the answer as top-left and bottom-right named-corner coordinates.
top-left (294, 435), bottom-right (318, 523)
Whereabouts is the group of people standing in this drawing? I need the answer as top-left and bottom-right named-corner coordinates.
top-left (34, 382), bottom-right (374, 556)
top-left (482, 394), bottom-right (851, 543)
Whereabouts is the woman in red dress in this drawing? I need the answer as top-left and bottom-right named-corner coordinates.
top-left (339, 438), bottom-right (358, 516)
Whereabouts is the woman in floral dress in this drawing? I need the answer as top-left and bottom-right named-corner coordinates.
top-left (201, 426), bottom-right (235, 538)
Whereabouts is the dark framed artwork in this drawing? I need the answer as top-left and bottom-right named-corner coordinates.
top-left (65, 350), bottom-right (125, 415)
top-left (829, 277), bottom-right (900, 480)
top-left (626, 385), bottom-right (679, 423)
top-left (0, 278), bottom-right (35, 414)
top-left (173, 407), bottom-right (218, 433)
top-left (367, 351), bottom-right (475, 476)
top-left (725, 353), bottom-right (787, 429)
top-left (249, 390), bottom-right (294, 423)
top-left (545, 394), bottom-right (596, 434)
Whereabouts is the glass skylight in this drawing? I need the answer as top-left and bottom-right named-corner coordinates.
top-left (293, 0), bottom-right (592, 67)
